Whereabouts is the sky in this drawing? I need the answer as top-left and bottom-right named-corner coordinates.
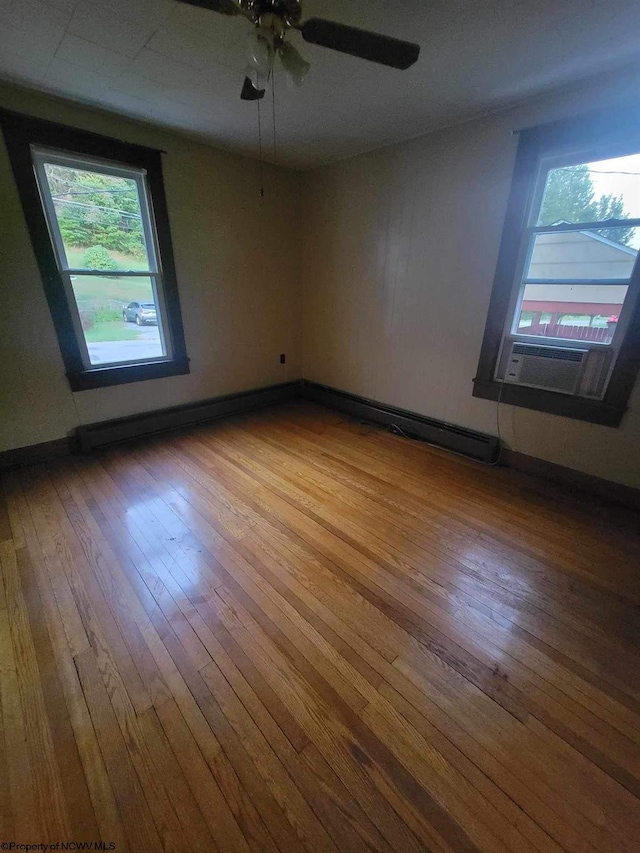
top-left (588, 153), bottom-right (640, 251)
top-left (569, 152), bottom-right (640, 249)
top-left (588, 152), bottom-right (640, 219)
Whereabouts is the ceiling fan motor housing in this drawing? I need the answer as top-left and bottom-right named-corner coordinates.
top-left (240, 0), bottom-right (301, 27)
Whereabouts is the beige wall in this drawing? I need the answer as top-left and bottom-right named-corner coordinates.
top-left (2, 75), bottom-right (640, 490)
top-left (0, 83), bottom-right (301, 452)
top-left (301, 75), bottom-right (640, 490)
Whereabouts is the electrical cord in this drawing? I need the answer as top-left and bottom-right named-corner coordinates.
top-left (487, 376), bottom-right (505, 466)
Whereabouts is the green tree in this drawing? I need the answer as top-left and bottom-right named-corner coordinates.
top-left (83, 245), bottom-right (118, 271)
top-left (44, 164), bottom-right (147, 259)
top-left (538, 164), bottom-right (633, 245)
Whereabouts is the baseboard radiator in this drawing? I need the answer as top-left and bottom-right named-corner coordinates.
top-left (5, 379), bottom-right (638, 510)
top-left (76, 381), bottom-right (299, 452)
top-left (299, 380), bottom-right (500, 464)
top-left (76, 378), bottom-right (499, 462)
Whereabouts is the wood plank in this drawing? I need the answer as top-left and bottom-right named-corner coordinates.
top-left (213, 421), bottom-right (640, 689)
top-left (20, 467), bottom-right (153, 716)
top-left (2, 478), bottom-right (127, 849)
top-left (200, 641), bottom-right (393, 853)
top-left (74, 647), bottom-right (163, 852)
top-left (155, 698), bottom-right (253, 853)
top-left (0, 543), bottom-right (43, 842)
top-left (192, 424), bottom-right (637, 790)
top-left (135, 704), bottom-right (219, 853)
top-left (207, 584), bottom-right (469, 853)
top-left (0, 540), bottom-right (70, 840)
top-left (200, 658), bottom-right (340, 853)
top-left (49, 465), bottom-right (172, 710)
top-left (142, 424), bottom-right (640, 844)
top-left (69, 462), bottom-right (293, 852)
top-left (244, 415), bottom-right (640, 644)
top-left (0, 402), bottom-right (638, 853)
top-left (14, 544), bottom-right (99, 840)
top-left (0, 672), bottom-right (12, 841)
top-left (0, 483), bottom-right (11, 543)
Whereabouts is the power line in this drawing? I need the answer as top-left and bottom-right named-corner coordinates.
top-left (51, 198), bottom-right (142, 219)
top-left (557, 167), bottom-right (640, 176)
top-left (52, 189), bottom-right (133, 196)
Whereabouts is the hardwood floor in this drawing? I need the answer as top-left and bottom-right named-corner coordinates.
top-left (1, 401), bottom-right (639, 853)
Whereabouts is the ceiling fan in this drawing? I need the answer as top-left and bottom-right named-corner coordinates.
top-left (176, 0), bottom-right (420, 100)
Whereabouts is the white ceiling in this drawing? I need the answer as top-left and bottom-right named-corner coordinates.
top-left (1, 0), bottom-right (640, 168)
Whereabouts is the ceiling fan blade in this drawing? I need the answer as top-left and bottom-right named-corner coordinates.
top-left (300, 18), bottom-right (419, 69)
top-left (174, 0), bottom-right (240, 15)
top-left (240, 76), bottom-right (266, 100)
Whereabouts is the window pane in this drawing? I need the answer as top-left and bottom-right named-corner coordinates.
top-left (525, 228), bottom-right (639, 281)
top-left (516, 227), bottom-right (637, 343)
top-left (42, 163), bottom-right (152, 270)
top-left (538, 153), bottom-right (640, 226)
top-left (72, 274), bottom-right (165, 366)
top-left (514, 282), bottom-right (627, 344)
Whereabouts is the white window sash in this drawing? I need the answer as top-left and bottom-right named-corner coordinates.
top-left (31, 148), bottom-right (173, 370)
top-left (499, 150), bottom-right (640, 382)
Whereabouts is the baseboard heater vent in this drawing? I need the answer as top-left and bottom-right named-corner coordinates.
top-left (76, 379), bottom-right (499, 462)
top-left (77, 381), bottom-right (299, 452)
top-left (299, 381), bottom-right (500, 463)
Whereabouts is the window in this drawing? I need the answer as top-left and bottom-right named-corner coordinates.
top-left (474, 105), bottom-right (640, 426)
top-left (510, 154), bottom-right (639, 349)
top-left (0, 109), bottom-right (188, 390)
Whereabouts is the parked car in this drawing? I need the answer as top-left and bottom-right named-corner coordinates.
top-left (123, 301), bottom-right (157, 325)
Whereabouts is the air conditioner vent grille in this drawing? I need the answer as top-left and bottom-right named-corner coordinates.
top-left (502, 341), bottom-right (611, 398)
top-left (504, 342), bottom-right (587, 394)
top-left (518, 356), bottom-right (582, 393)
top-left (512, 343), bottom-right (585, 362)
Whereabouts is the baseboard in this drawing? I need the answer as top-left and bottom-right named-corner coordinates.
top-left (2, 381), bottom-right (637, 512)
top-left (77, 380), bottom-right (300, 451)
top-left (501, 449), bottom-right (640, 512)
top-left (0, 436), bottom-right (73, 471)
top-left (299, 380), bottom-right (500, 463)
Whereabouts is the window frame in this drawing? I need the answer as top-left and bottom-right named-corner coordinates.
top-left (0, 108), bottom-right (189, 391)
top-left (473, 104), bottom-right (640, 426)
top-left (506, 149), bottom-right (640, 353)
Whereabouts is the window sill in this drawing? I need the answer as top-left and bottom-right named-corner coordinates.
top-left (68, 357), bottom-right (190, 391)
top-left (472, 378), bottom-right (625, 426)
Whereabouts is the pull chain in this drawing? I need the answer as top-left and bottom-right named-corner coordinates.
top-left (257, 97), bottom-right (264, 197)
top-left (271, 66), bottom-right (277, 165)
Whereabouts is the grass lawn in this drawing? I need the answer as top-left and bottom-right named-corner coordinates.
top-left (66, 247), bottom-right (155, 310)
top-left (84, 321), bottom-right (139, 343)
top-left (66, 247), bottom-right (149, 272)
top-left (72, 275), bottom-right (155, 307)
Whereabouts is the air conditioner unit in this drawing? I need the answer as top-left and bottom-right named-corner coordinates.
top-left (502, 341), bottom-right (614, 398)
top-left (503, 342), bottom-right (587, 394)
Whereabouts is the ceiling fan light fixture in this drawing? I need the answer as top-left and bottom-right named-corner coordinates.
top-left (176, 0), bottom-right (421, 102)
top-left (245, 29), bottom-right (275, 90)
top-left (278, 41), bottom-right (310, 87)
top-left (240, 75), bottom-right (265, 99)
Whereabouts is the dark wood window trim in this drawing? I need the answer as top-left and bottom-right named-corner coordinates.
top-left (473, 104), bottom-right (640, 427)
top-left (0, 108), bottom-right (189, 391)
